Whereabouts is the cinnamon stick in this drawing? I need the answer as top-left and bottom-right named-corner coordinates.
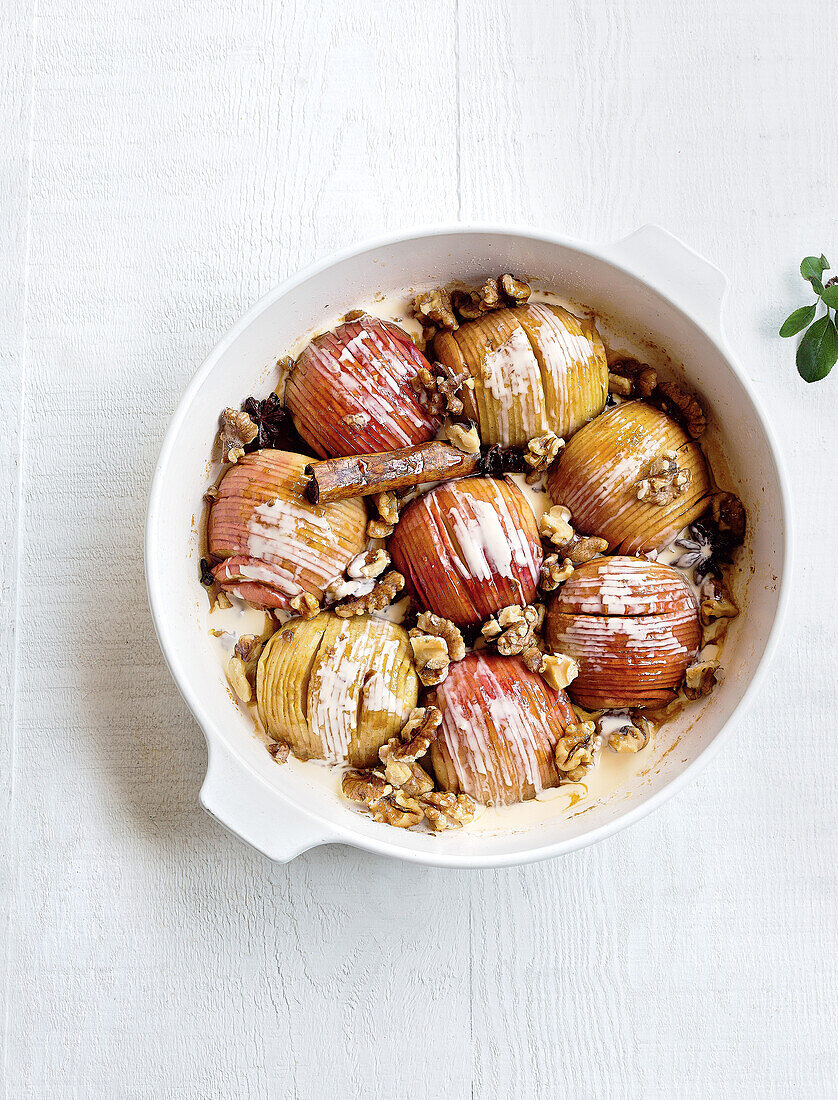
top-left (305, 442), bottom-right (480, 504)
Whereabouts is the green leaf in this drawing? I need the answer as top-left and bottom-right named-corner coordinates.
top-left (779, 302), bottom-right (817, 337)
top-left (797, 314), bottom-right (838, 382)
top-left (820, 254), bottom-right (830, 270)
top-left (820, 285), bottom-right (838, 308)
top-left (801, 255), bottom-right (829, 282)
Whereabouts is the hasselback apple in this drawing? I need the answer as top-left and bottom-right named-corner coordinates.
top-left (209, 449), bottom-right (367, 610)
top-left (432, 302), bottom-right (608, 447)
top-left (544, 556), bottom-right (700, 709)
top-left (546, 401), bottom-right (712, 554)
top-left (430, 652), bottom-right (576, 805)
top-left (389, 476), bottom-right (542, 626)
top-left (286, 316), bottom-right (440, 458)
top-left (256, 612), bottom-right (418, 767)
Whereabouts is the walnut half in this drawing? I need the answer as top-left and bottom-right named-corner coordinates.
top-left (219, 407), bottom-right (258, 464)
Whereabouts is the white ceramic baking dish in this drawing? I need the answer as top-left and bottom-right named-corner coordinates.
top-left (145, 225), bottom-right (791, 868)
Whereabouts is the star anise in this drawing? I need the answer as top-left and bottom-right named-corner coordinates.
top-left (242, 393), bottom-right (290, 450)
top-left (674, 518), bottom-right (736, 582)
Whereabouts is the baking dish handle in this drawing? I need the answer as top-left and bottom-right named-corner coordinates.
top-left (604, 225), bottom-right (728, 339)
top-left (200, 738), bottom-right (337, 862)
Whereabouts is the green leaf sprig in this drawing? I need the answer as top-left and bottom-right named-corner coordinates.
top-left (780, 255), bottom-right (838, 382)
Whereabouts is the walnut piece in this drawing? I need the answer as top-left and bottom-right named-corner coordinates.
top-left (555, 721), bottom-right (597, 782)
top-left (393, 706), bottom-right (443, 760)
top-left (290, 592), bottom-right (320, 619)
top-left (219, 407), bottom-right (258, 464)
top-left (711, 491), bottom-right (746, 544)
top-left (412, 612), bottom-right (466, 662)
top-left (267, 740), bottom-right (290, 764)
top-left (446, 419), bottom-right (481, 455)
top-left (413, 288), bottom-right (458, 332)
top-left (409, 632), bottom-right (451, 686)
top-left (684, 661), bottom-right (723, 700)
top-left (524, 431), bottom-right (564, 484)
top-left (539, 554), bottom-right (574, 592)
top-left (654, 380), bottom-right (707, 438)
top-left (373, 490), bottom-right (400, 527)
top-left (342, 769), bottom-right (392, 806)
top-left (541, 653), bottom-right (579, 691)
top-left (367, 518), bottom-right (395, 540)
top-left (567, 536), bottom-right (609, 564)
top-left (343, 710), bottom-right (474, 831)
top-left (481, 603), bottom-right (542, 657)
top-left (609, 358), bottom-right (658, 399)
top-left (333, 570), bottom-right (405, 617)
top-left (421, 791), bottom-right (476, 831)
top-left (410, 361), bottom-right (471, 417)
top-left (607, 722), bottom-right (650, 753)
top-left (452, 278), bottom-right (502, 320)
top-left (500, 273), bottom-right (531, 305)
top-left (608, 372), bottom-right (634, 397)
top-left (347, 548), bottom-right (391, 580)
top-left (699, 576), bottom-right (739, 625)
top-left (636, 450), bottom-right (692, 506)
top-left (343, 309), bottom-right (367, 323)
top-left (226, 655), bottom-right (253, 703)
top-left (341, 412), bottom-right (370, 430)
top-left (540, 505), bottom-right (575, 547)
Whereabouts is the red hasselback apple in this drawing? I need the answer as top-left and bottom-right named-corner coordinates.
top-left (544, 556), bottom-right (700, 709)
top-left (285, 316), bottom-right (441, 458)
top-left (389, 476), bottom-right (543, 627)
top-left (430, 652), bottom-right (576, 805)
top-left (208, 449), bottom-right (367, 610)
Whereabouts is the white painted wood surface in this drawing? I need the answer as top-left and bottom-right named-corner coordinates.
top-left (2, 1), bottom-right (836, 1096)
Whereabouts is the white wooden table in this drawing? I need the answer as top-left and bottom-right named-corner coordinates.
top-left (3, 1), bottom-right (837, 1096)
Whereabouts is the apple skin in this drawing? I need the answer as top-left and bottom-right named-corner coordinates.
top-left (389, 476), bottom-right (543, 627)
top-left (429, 652), bottom-right (577, 806)
top-left (286, 316), bottom-right (441, 458)
top-left (544, 556), bottom-right (701, 709)
top-left (208, 449), bottom-right (367, 610)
